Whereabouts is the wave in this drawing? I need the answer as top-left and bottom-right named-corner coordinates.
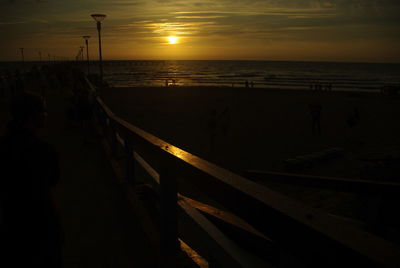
top-left (103, 60), bottom-right (400, 90)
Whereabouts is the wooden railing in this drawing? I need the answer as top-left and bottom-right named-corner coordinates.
top-left (85, 78), bottom-right (400, 267)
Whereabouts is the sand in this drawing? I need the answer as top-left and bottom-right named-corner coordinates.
top-left (103, 86), bottom-right (400, 175)
top-left (102, 86), bottom-right (400, 217)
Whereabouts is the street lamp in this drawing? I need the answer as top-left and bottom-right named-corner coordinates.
top-left (80, 46), bottom-right (85, 61)
top-left (91, 14), bottom-right (106, 80)
top-left (82, 35), bottom-right (91, 75)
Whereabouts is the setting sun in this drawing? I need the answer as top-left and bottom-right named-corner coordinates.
top-left (167, 36), bottom-right (178, 44)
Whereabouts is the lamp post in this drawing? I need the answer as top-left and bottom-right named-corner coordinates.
top-left (80, 46), bottom-right (85, 61)
top-left (91, 14), bottom-right (106, 80)
top-left (82, 35), bottom-right (91, 75)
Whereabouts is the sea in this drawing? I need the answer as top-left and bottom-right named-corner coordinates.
top-left (2, 60), bottom-right (400, 92)
top-left (103, 60), bottom-right (400, 92)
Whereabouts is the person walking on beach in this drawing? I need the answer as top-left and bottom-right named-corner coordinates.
top-left (308, 101), bottom-right (322, 135)
top-left (0, 92), bottom-right (63, 267)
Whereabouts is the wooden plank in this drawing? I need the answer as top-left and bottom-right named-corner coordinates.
top-left (182, 196), bottom-right (269, 240)
top-left (96, 96), bottom-right (115, 118)
top-left (179, 239), bottom-right (208, 268)
top-left (133, 152), bottom-right (160, 184)
top-left (181, 195), bottom-right (277, 263)
top-left (178, 199), bottom-right (271, 268)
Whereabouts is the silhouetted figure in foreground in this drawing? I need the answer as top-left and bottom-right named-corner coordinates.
top-left (308, 101), bottom-right (322, 135)
top-left (0, 92), bottom-right (62, 267)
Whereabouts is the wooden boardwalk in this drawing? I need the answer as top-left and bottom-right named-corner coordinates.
top-left (1, 90), bottom-right (157, 267)
top-left (43, 92), bottom-right (156, 267)
top-left (2, 66), bottom-right (400, 267)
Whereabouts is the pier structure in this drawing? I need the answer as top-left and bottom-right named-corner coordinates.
top-left (1, 64), bottom-right (400, 267)
top-left (95, 60), bottom-right (167, 67)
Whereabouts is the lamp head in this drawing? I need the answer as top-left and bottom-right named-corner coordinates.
top-left (82, 35), bottom-right (91, 40)
top-left (91, 14), bottom-right (107, 22)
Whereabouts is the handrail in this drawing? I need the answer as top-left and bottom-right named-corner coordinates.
top-left (88, 78), bottom-right (400, 267)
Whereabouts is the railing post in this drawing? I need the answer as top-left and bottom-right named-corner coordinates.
top-left (159, 164), bottom-right (179, 267)
top-left (125, 139), bottom-right (135, 185)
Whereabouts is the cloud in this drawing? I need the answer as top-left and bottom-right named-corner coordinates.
top-left (0, 20), bottom-right (25, 25)
top-left (0, 0), bottom-right (399, 61)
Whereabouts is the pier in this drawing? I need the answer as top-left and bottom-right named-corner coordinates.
top-left (1, 64), bottom-right (400, 267)
top-left (76, 60), bottom-right (167, 67)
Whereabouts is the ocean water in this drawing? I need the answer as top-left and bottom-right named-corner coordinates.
top-left (1, 60), bottom-right (399, 92)
top-left (102, 60), bottom-right (400, 91)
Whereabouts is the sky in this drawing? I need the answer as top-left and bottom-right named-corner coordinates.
top-left (0, 0), bottom-right (399, 62)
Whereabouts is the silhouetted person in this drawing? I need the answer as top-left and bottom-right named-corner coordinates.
top-left (245, 80), bottom-right (249, 88)
top-left (0, 92), bottom-right (62, 267)
top-left (308, 101), bottom-right (322, 135)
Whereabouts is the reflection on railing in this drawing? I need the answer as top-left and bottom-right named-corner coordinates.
top-left (85, 77), bottom-right (400, 267)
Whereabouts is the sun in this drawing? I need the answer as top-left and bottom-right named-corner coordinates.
top-left (167, 36), bottom-right (178, 44)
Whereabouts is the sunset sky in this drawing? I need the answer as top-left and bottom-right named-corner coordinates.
top-left (0, 0), bottom-right (399, 62)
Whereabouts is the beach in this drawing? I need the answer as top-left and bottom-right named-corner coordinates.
top-left (103, 86), bottom-right (399, 174)
top-left (103, 86), bottom-right (400, 217)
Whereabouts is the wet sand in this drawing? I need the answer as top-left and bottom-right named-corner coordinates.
top-left (103, 86), bottom-right (400, 217)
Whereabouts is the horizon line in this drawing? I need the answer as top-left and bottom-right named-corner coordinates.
top-left (1, 59), bottom-right (400, 65)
